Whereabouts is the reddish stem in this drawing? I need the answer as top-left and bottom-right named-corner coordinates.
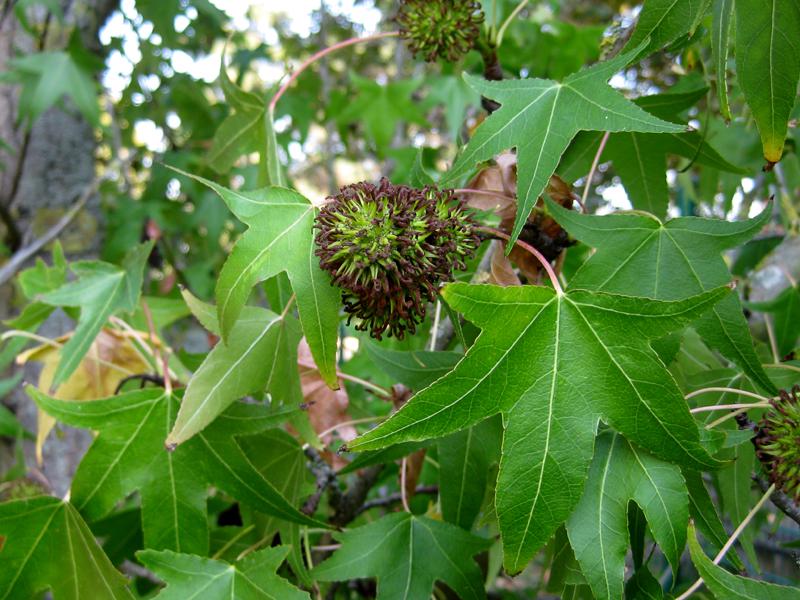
top-left (478, 225), bottom-right (563, 294)
top-left (269, 31), bottom-right (401, 113)
top-left (452, 188), bottom-right (515, 203)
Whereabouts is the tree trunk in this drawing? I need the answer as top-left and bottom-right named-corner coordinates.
top-left (0, 0), bottom-right (118, 495)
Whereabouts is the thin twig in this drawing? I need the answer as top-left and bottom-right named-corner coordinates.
top-left (297, 359), bottom-right (391, 398)
top-left (477, 226), bottom-right (563, 294)
top-left (764, 314), bottom-right (780, 363)
top-left (706, 407), bottom-right (761, 429)
top-left (452, 188), bottom-right (515, 203)
top-left (310, 416), bottom-right (385, 447)
top-left (355, 485), bottom-right (439, 516)
top-left (429, 300), bottom-right (442, 351)
top-left (690, 402), bottom-right (771, 414)
top-left (400, 457), bottom-right (411, 512)
top-left (495, 0), bottom-right (529, 46)
top-left (581, 131), bottom-right (610, 209)
top-left (685, 387), bottom-right (772, 402)
top-left (753, 474), bottom-right (800, 526)
top-left (675, 484), bottom-right (776, 600)
top-left (269, 31), bottom-right (400, 113)
top-left (141, 299), bottom-right (171, 395)
top-left (0, 183), bottom-right (94, 287)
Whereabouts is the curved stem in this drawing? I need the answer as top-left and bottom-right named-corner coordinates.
top-left (705, 407), bottom-right (756, 430)
top-left (477, 226), bottom-right (564, 294)
top-left (313, 416), bottom-right (385, 443)
top-left (690, 402), bottom-right (772, 414)
top-left (400, 457), bottom-right (411, 512)
top-left (495, 0), bottom-right (529, 46)
top-left (269, 31), bottom-right (401, 113)
top-left (685, 387), bottom-right (772, 403)
top-left (452, 188), bottom-right (515, 203)
top-left (675, 484), bottom-right (776, 600)
top-left (297, 359), bottom-right (391, 398)
top-left (581, 131), bottom-right (610, 208)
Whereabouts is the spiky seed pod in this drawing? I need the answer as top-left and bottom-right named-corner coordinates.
top-left (754, 385), bottom-right (800, 501)
top-left (315, 178), bottom-right (479, 340)
top-left (396, 0), bottom-right (484, 63)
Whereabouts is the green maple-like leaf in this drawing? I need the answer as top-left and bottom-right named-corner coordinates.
top-left (0, 496), bottom-right (133, 599)
top-left (28, 386), bottom-right (320, 557)
top-left (735, 0), bottom-right (800, 164)
top-left (137, 547), bottom-right (308, 600)
top-left (547, 200), bottom-right (775, 394)
top-left (560, 87), bottom-right (745, 216)
top-left (626, 0), bottom-right (711, 54)
top-left (169, 169), bottom-right (339, 388)
top-left (748, 284), bottom-right (800, 357)
top-left (167, 290), bottom-right (303, 445)
top-left (566, 432), bottom-right (688, 600)
top-left (687, 523), bottom-right (800, 599)
top-left (441, 44), bottom-right (685, 245)
top-left (424, 73), bottom-right (479, 141)
top-left (711, 0), bottom-right (734, 121)
top-left (348, 282), bottom-right (727, 573)
top-left (38, 242), bottom-right (153, 389)
top-left (312, 512), bottom-right (490, 600)
top-left (207, 46), bottom-right (284, 187)
top-left (7, 49), bottom-right (99, 126)
top-left (337, 75), bottom-right (427, 155)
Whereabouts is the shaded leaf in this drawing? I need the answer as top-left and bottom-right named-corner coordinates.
top-left (138, 546), bottom-right (308, 599)
top-left (747, 284), bottom-right (800, 357)
top-left (735, 0), bottom-right (800, 163)
top-left (560, 88), bottom-right (745, 216)
top-left (0, 496), bottom-right (133, 599)
top-left (313, 512), bottom-right (490, 600)
top-left (626, 0), bottom-right (712, 54)
top-left (29, 387), bottom-right (319, 557)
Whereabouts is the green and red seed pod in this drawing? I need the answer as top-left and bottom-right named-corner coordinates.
top-left (314, 178), bottom-right (479, 340)
top-left (754, 385), bottom-right (800, 501)
top-left (396, 0), bottom-right (484, 63)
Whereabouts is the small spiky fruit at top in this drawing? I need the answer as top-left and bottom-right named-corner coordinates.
top-left (396, 0), bottom-right (484, 63)
top-left (315, 178), bottom-right (479, 340)
top-left (754, 385), bottom-right (800, 501)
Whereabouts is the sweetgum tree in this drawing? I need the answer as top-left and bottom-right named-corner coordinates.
top-left (1, 1), bottom-right (800, 598)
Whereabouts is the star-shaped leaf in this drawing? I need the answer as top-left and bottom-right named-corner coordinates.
top-left (546, 200), bottom-right (776, 394)
top-left (137, 547), bottom-right (308, 600)
top-left (441, 44), bottom-right (685, 244)
top-left (566, 432), bottom-right (688, 600)
top-left (336, 75), bottom-right (427, 155)
top-left (39, 242), bottom-right (153, 389)
top-left (748, 284), bottom-right (800, 357)
top-left (312, 512), bottom-right (491, 600)
top-left (347, 282), bottom-right (727, 573)
top-left (687, 523), bottom-right (800, 599)
top-left (559, 87), bottom-right (745, 216)
top-left (169, 169), bottom-right (339, 388)
top-left (0, 496), bottom-right (133, 599)
top-left (166, 291), bottom-right (303, 446)
top-left (28, 386), bottom-right (320, 557)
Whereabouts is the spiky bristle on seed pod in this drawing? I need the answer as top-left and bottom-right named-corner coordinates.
top-left (314, 178), bottom-right (479, 340)
top-left (754, 385), bottom-right (800, 501)
top-left (396, 0), bottom-right (484, 63)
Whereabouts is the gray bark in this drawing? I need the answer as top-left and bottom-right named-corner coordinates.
top-left (1, 0), bottom-right (118, 496)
